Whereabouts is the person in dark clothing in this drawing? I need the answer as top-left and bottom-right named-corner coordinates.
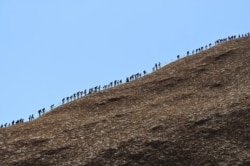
top-left (38, 109), bottom-right (42, 117)
top-left (155, 63), bottom-right (158, 70)
top-left (62, 98), bottom-right (65, 104)
top-left (42, 108), bottom-right (45, 114)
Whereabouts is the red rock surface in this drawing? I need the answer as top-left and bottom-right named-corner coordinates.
top-left (0, 37), bottom-right (250, 165)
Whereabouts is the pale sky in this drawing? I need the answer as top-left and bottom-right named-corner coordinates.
top-left (0, 0), bottom-right (250, 125)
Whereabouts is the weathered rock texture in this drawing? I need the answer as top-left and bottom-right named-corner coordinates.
top-left (0, 37), bottom-right (250, 165)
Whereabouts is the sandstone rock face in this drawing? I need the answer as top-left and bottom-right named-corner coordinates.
top-left (0, 37), bottom-right (250, 166)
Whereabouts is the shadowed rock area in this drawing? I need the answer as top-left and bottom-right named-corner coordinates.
top-left (0, 37), bottom-right (250, 165)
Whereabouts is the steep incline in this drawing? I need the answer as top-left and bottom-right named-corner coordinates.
top-left (0, 37), bottom-right (250, 165)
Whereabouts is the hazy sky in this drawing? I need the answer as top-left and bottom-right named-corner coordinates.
top-left (0, 0), bottom-right (250, 125)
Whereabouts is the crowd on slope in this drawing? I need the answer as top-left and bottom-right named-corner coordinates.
top-left (1, 32), bottom-right (250, 129)
top-left (0, 118), bottom-right (24, 128)
top-left (178, 32), bottom-right (250, 60)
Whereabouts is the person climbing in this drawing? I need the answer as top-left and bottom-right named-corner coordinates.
top-left (38, 109), bottom-right (42, 117)
top-left (62, 98), bottom-right (65, 104)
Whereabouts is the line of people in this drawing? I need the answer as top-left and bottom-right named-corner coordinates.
top-left (62, 91), bottom-right (85, 104)
top-left (1, 32), bottom-right (250, 129)
top-left (126, 71), bottom-right (147, 83)
top-left (0, 118), bottom-right (24, 128)
top-left (103, 80), bottom-right (123, 90)
top-left (38, 108), bottom-right (46, 117)
top-left (178, 32), bottom-right (250, 60)
top-left (152, 63), bottom-right (161, 72)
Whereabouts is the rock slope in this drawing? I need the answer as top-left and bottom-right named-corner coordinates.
top-left (0, 36), bottom-right (250, 165)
